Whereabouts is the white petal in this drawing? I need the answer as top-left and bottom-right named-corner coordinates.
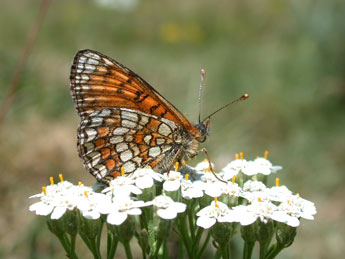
top-left (51, 207), bottom-right (66, 219)
top-left (136, 176), bottom-right (154, 189)
top-left (196, 216), bottom-right (216, 229)
top-left (286, 216), bottom-right (300, 227)
top-left (163, 180), bottom-right (181, 192)
top-left (129, 185), bottom-right (142, 195)
top-left (300, 212), bottom-right (314, 220)
top-left (36, 204), bottom-right (54, 216)
top-left (205, 185), bottom-right (222, 197)
top-left (197, 206), bottom-right (211, 217)
top-left (240, 214), bottom-right (257, 226)
top-left (107, 212), bottom-right (127, 225)
top-left (29, 193), bottom-right (44, 199)
top-left (127, 208), bottom-right (142, 215)
top-left (29, 202), bottom-right (41, 211)
top-left (83, 210), bottom-right (100, 220)
top-left (157, 208), bottom-right (177, 219)
top-left (173, 202), bottom-right (186, 213)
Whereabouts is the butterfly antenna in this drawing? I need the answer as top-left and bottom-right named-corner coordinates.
top-left (202, 93), bottom-right (249, 122)
top-left (198, 69), bottom-right (206, 123)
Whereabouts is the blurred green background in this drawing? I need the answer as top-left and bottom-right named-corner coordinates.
top-left (1, 0), bottom-right (344, 258)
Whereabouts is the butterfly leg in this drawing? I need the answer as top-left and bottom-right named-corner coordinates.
top-left (166, 148), bottom-right (183, 175)
top-left (199, 148), bottom-right (227, 183)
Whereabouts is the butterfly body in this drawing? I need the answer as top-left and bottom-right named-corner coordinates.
top-left (70, 50), bottom-right (208, 183)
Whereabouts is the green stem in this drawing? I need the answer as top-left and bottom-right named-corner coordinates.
top-left (107, 231), bottom-right (111, 258)
top-left (219, 243), bottom-right (229, 259)
top-left (192, 227), bottom-right (204, 255)
top-left (107, 232), bottom-right (118, 259)
top-left (96, 220), bottom-right (104, 257)
top-left (162, 240), bottom-right (169, 258)
top-left (197, 231), bottom-right (211, 258)
top-left (69, 234), bottom-right (78, 259)
top-left (265, 243), bottom-right (285, 259)
top-left (56, 234), bottom-right (71, 257)
top-left (243, 241), bottom-right (255, 259)
top-left (188, 208), bottom-right (195, 238)
top-left (89, 237), bottom-right (102, 259)
top-left (123, 241), bottom-right (133, 259)
top-left (176, 218), bottom-right (192, 258)
top-left (259, 241), bottom-right (268, 259)
top-left (79, 232), bottom-right (93, 251)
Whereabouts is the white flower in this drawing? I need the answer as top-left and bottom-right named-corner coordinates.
top-left (103, 176), bottom-right (142, 196)
top-left (268, 185), bottom-right (293, 202)
top-left (29, 195), bottom-right (56, 216)
top-left (220, 182), bottom-right (242, 197)
top-left (131, 168), bottom-right (162, 189)
top-left (181, 178), bottom-right (204, 199)
top-left (193, 172), bottom-right (226, 198)
top-left (196, 200), bottom-right (239, 229)
top-left (271, 194), bottom-right (317, 227)
top-left (105, 196), bottom-right (146, 225)
top-left (241, 191), bottom-right (271, 204)
top-left (148, 195), bottom-right (186, 220)
top-left (195, 160), bottom-right (215, 173)
top-left (241, 161), bottom-right (259, 176)
top-left (233, 201), bottom-right (278, 226)
top-left (29, 181), bottom-right (92, 219)
top-left (220, 159), bottom-right (247, 180)
top-left (254, 158), bottom-right (283, 175)
top-left (162, 171), bottom-right (183, 192)
top-left (50, 195), bottom-right (80, 220)
top-left (78, 192), bottom-right (111, 220)
top-left (243, 180), bottom-right (267, 192)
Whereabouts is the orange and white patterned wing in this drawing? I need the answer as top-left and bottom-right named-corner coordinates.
top-left (70, 50), bottom-right (200, 182)
top-left (70, 49), bottom-right (198, 134)
top-left (78, 107), bottom-right (182, 182)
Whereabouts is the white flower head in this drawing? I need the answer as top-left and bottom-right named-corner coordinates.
top-left (131, 168), bottom-right (162, 189)
top-left (162, 171), bottom-right (183, 192)
top-left (193, 171), bottom-right (226, 197)
top-left (234, 200), bottom-right (278, 226)
top-left (220, 159), bottom-right (247, 180)
top-left (196, 199), bottom-right (239, 229)
top-left (29, 180), bottom-right (91, 219)
top-left (106, 196), bottom-right (147, 225)
top-left (241, 161), bottom-right (260, 176)
top-left (78, 192), bottom-right (112, 220)
top-left (221, 182), bottom-right (242, 197)
top-left (254, 157), bottom-right (283, 175)
top-left (195, 159), bottom-right (215, 173)
top-left (268, 185), bottom-right (293, 202)
top-left (243, 180), bottom-right (267, 193)
top-left (29, 194), bottom-right (56, 217)
top-left (103, 176), bottom-right (142, 196)
top-left (181, 177), bottom-right (204, 199)
top-left (148, 195), bottom-right (186, 220)
top-left (271, 194), bottom-right (317, 227)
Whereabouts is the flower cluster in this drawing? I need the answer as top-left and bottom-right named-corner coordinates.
top-left (29, 152), bottom-right (317, 259)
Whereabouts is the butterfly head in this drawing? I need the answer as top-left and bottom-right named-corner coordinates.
top-left (195, 118), bottom-right (210, 143)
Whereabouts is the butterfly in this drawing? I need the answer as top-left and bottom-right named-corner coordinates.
top-left (70, 49), bottom-right (248, 183)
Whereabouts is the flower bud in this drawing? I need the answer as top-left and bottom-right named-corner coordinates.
top-left (255, 220), bottom-right (274, 245)
top-left (64, 210), bottom-right (78, 236)
top-left (276, 222), bottom-right (297, 247)
top-left (211, 222), bottom-right (233, 246)
top-left (77, 211), bottom-right (102, 240)
top-left (114, 216), bottom-right (136, 243)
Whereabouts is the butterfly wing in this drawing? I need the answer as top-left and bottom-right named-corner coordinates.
top-left (70, 50), bottom-right (200, 182)
top-left (70, 49), bottom-right (197, 133)
top-left (78, 107), bottom-right (182, 182)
